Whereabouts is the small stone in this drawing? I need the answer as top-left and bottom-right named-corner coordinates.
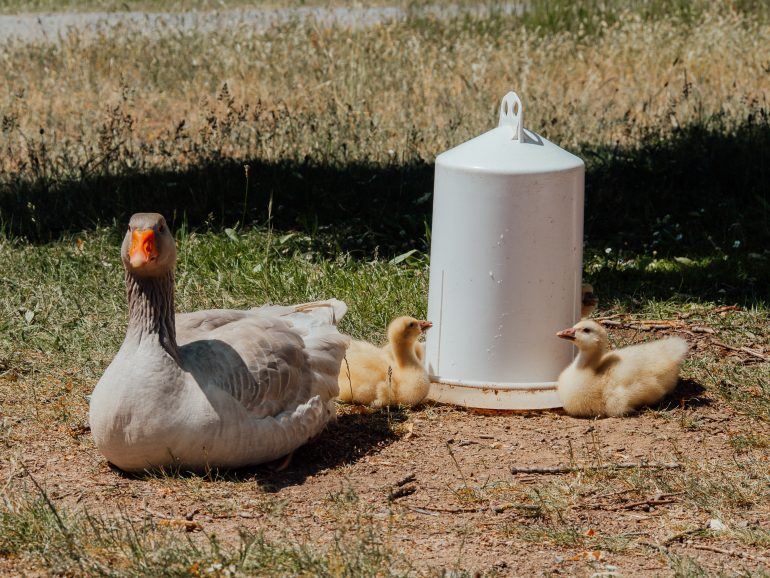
top-left (709, 518), bottom-right (727, 531)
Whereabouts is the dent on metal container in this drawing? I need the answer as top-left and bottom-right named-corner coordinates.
top-left (425, 91), bottom-right (585, 409)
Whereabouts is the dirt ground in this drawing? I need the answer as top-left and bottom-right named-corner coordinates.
top-left (3, 356), bottom-right (768, 576)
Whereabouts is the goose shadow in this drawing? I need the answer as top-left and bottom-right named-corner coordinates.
top-left (254, 407), bottom-right (408, 491)
top-left (165, 408), bottom-right (407, 490)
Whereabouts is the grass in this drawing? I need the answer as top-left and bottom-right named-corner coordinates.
top-left (1, 1), bottom-right (769, 575)
top-left (0, 0), bottom-right (398, 13)
top-left (1, 2), bottom-right (769, 255)
top-left (2, 225), bottom-right (766, 574)
top-left (0, 486), bottom-right (410, 576)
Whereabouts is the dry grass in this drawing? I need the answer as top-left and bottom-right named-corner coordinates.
top-left (2, 6), bottom-right (767, 164)
top-left (1, 2), bottom-right (769, 252)
top-left (0, 0), bottom-right (494, 14)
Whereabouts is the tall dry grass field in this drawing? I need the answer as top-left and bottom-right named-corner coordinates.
top-left (1, 2), bottom-right (769, 253)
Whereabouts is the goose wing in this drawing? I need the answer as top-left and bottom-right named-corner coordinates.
top-left (176, 300), bottom-right (348, 418)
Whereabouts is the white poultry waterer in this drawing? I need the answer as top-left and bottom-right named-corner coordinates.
top-left (425, 91), bottom-right (585, 410)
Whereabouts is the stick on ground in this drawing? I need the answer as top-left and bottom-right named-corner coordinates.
top-left (511, 462), bottom-right (681, 475)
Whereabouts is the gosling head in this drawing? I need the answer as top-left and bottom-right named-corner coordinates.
top-left (387, 316), bottom-right (432, 344)
top-left (121, 213), bottom-right (177, 277)
top-left (556, 319), bottom-right (608, 353)
top-left (581, 284), bottom-right (598, 317)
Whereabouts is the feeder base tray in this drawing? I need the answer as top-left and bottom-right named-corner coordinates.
top-left (427, 377), bottom-right (562, 410)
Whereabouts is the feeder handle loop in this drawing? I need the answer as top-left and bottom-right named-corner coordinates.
top-left (498, 91), bottom-right (524, 142)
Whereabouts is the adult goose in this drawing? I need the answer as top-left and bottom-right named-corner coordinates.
top-left (89, 213), bottom-right (348, 472)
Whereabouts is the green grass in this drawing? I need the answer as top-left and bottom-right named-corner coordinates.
top-left (0, 486), bottom-right (410, 576)
top-left (0, 226), bottom-right (427, 388)
top-left (1, 225), bottom-right (766, 420)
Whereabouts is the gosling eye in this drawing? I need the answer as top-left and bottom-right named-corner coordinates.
top-left (409, 322), bottom-right (415, 328)
top-left (582, 328), bottom-right (592, 333)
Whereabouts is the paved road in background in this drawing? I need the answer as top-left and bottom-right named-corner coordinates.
top-left (0, 3), bottom-right (522, 43)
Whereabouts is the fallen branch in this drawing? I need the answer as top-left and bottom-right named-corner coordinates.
top-left (405, 505), bottom-right (440, 517)
top-left (511, 462), bottom-right (681, 475)
top-left (661, 527), bottom-right (704, 545)
top-left (393, 473), bottom-right (416, 487)
top-left (412, 504), bottom-right (484, 513)
top-left (642, 536), bottom-right (770, 565)
top-left (710, 305), bottom-right (741, 315)
top-left (692, 544), bottom-right (769, 564)
top-left (711, 340), bottom-right (769, 362)
top-left (639, 541), bottom-right (670, 554)
top-left (491, 502), bottom-right (542, 513)
top-left (595, 314), bottom-right (624, 321)
top-left (628, 323), bottom-right (671, 331)
top-left (388, 484), bottom-right (416, 501)
top-left (610, 497), bottom-right (680, 511)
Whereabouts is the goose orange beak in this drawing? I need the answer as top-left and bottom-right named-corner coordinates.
top-left (129, 229), bottom-right (158, 268)
top-left (556, 327), bottom-right (576, 341)
top-left (418, 320), bottom-right (433, 332)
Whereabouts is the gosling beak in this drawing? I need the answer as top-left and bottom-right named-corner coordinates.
top-left (418, 320), bottom-right (433, 333)
top-left (556, 327), bottom-right (576, 341)
top-left (129, 228), bottom-right (158, 268)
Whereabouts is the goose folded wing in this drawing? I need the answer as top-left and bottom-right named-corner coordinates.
top-left (178, 315), bottom-right (313, 418)
top-left (176, 309), bottom-right (254, 345)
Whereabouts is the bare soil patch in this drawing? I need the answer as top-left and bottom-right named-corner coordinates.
top-left (3, 344), bottom-right (768, 576)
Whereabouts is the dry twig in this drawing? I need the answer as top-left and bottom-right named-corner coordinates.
top-left (388, 484), bottom-right (417, 501)
top-left (511, 462), bottom-right (681, 475)
top-left (692, 544), bottom-right (769, 564)
top-left (711, 340), bottom-right (769, 361)
top-left (610, 497), bottom-right (680, 511)
top-left (394, 473), bottom-right (416, 487)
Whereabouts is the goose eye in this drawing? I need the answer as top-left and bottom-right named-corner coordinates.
top-left (158, 225), bottom-right (164, 233)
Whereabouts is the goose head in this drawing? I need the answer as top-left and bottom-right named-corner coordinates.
top-left (121, 213), bottom-right (177, 277)
top-left (387, 316), bottom-right (432, 347)
top-left (556, 319), bottom-right (608, 355)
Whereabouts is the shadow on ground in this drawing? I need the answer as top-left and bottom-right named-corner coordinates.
top-left (655, 378), bottom-right (711, 411)
top-left (115, 408), bottom-right (408, 489)
top-left (586, 249), bottom-right (768, 305)
top-left (258, 408), bottom-right (408, 490)
top-left (2, 115), bottom-right (768, 302)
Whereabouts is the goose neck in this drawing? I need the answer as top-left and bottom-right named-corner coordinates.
top-left (574, 346), bottom-right (605, 370)
top-left (125, 270), bottom-right (177, 356)
top-left (391, 338), bottom-right (420, 369)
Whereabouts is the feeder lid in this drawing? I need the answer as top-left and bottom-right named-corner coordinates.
top-left (437, 92), bottom-right (584, 175)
